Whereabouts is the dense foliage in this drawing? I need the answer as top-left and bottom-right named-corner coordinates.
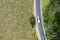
top-left (29, 15), bottom-right (36, 28)
top-left (43, 0), bottom-right (60, 40)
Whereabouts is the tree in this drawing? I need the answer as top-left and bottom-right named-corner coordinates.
top-left (29, 15), bottom-right (36, 28)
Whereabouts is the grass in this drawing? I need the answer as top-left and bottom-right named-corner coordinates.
top-left (42, 0), bottom-right (50, 8)
top-left (0, 0), bottom-right (37, 40)
top-left (42, 0), bottom-right (50, 31)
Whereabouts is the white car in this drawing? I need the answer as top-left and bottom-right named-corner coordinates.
top-left (37, 16), bottom-right (40, 23)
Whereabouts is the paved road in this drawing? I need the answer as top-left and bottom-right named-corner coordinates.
top-left (36, 0), bottom-right (45, 40)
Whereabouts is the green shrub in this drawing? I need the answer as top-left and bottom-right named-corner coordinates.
top-left (29, 15), bottom-right (36, 28)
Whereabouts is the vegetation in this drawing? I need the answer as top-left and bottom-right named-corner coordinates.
top-left (42, 0), bottom-right (60, 40)
top-left (0, 0), bottom-right (37, 40)
top-left (33, 29), bottom-right (38, 40)
top-left (29, 15), bottom-right (36, 28)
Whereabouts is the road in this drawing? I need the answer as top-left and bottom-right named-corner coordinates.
top-left (36, 0), bottom-right (45, 40)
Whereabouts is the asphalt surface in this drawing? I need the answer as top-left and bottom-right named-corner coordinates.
top-left (36, 0), bottom-right (45, 40)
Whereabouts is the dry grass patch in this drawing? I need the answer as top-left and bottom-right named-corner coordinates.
top-left (0, 0), bottom-right (36, 40)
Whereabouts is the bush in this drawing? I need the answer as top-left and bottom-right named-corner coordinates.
top-left (29, 15), bottom-right (36, 28)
